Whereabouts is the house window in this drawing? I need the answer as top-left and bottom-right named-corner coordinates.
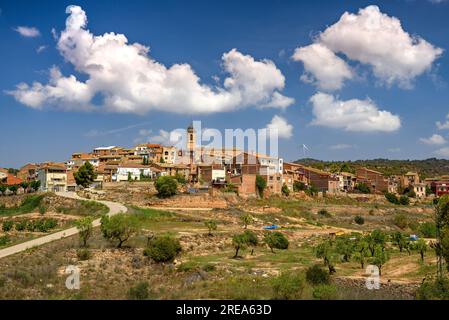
top-left (190, 134), bottom-right (193, 141)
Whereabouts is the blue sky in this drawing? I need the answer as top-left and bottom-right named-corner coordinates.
top-left (1, 0), bottom-right (449, 168)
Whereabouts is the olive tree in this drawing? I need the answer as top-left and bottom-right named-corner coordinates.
top-left (100, 213), bottom-right (140, 248)
top-left (74, 216), bottom-right (94, 247)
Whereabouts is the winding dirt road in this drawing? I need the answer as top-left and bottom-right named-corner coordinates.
top-left (0, 192), bottom-right (127, 259)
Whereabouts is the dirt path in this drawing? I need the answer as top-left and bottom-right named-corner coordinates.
top-left (0, 192), bottom-right (127, 259)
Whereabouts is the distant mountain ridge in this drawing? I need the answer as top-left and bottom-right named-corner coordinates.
top-left (293, 158), bottom-right (449, 179)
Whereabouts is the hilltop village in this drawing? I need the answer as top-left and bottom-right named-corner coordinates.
top-left (1, 124), bottom-right (449, 201)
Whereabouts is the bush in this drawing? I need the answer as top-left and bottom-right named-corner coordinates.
top-left (127, 282), bottom-right (150, 300)
top-left (355, 183), bottom-right (370, 194)
top-left (264, 232), bottom-right (289, 253)
top-left (281, 184), bottom-right (290, 197)
top-left (0, 235), bottom-right (10, 246)
top-left (306, 265), bottom-right (330, 285)
top-left (271, 272), bottom-right (306, 300)
top-left (399, 195), bottom-right (410, 205)
top-left (174, 173), bottom-right (187, 185)
top-left (419, 222), bottom-right (437, 238)
top-left (416, 278), bottom-right (449, 300)
top-left (204, 220), bottom-right (217, 236)
top-left (38, 205), bottom-right (46, 215)
top-left (144, 235), bottom-right (182, 263)
top-left (154, 176), bottom-right (178, 198)
top-left (76, 248), bottom-right (91, 261)
top-left (385, 192), bottom-right (399, 205)
top-left (312, 284), bottom-right (338, 300)
top-left (202, 263), bottom-right (216, 272)
top-left (2, 220), bottom-right (14, 232)
top-left (393, 213), bottom-right (408, 229)
top-left (15, 220), bottom-right (26, 231)
top-left (293, 181), bottom-right (307, 192)
top-left (354, 215), bottom-right (365, 225)
top-left (318, 209), bottom-right (331, 218)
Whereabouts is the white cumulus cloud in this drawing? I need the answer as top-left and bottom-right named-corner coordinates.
top-left (309, 92), bottom-right (401, 132)
top-left (292, 43), bottom-right (353, 91)
top-left (419, 134), bottom-right (447, 145)
top-left (293, 5), bottom-right (442, 90)
top-left (266, 115), bottom-right (293, 139)
top-left (14, 26), bottom-right (40, 37)
top-left (8, 5), bottom-right (293, 114)
top-left (436, 114), bottom-right (449, 129)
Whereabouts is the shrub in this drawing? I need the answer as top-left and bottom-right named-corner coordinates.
top-left (354, 215), bottom-right (365, 225)
top-left (202, 263), bottom-right (216, 272)
top-left (393, 213), bottom-right (408, 229)
top-left (76, 248), bottom-right (91, 261)
top-left (154, 176), bottom-right (178, 198)
top-left (15, 220), bottom-right (26, 231)
top-left (419, 222), bottom-right (437, 238)
top-left (143, 235), bottom-right (182, 263)
top-left (204, 220), bottom-right (217, 236)
top-left (264, 232), bottom-right (289, 253)
top-left (38, 205), bottom-right (46, 215)
top-left (355, 183), bottom-right (370, 194)
top-left (240, 214), bottom-right (253, 229)
top-left (306, 264), bottom-right (330, 285)
top-left (385, 192), bottom-right (399, 205)
top-left (281, 184), bottom-right (290, 197)
top-left (74, 216), bottom-right (94, 247)
top-left (177, 261), bottom-right (198, 272)
top-left (174, 173), bottom-right (187, 185)
top-left (271, 272), bottom-right (306, 300)
top-left (2, 220), bottom-right (14, 232)
top-left (312, 284), bottom-right (338, 300)
top-left (293, 181), bottom-right (307, 192)
top-left (399, 195), bottom-right (410, 206)
top-left (127, 282), bottom-right (150, 300)
top-left (0, 235), bottom-right (10, 246)
top-left (416, 278), bottom-right (449, 300)
top-left (318, 209), bottom-right (331, 218)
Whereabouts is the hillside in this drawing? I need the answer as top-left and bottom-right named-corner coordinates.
top-left (294, 158), bottom-right (449, 178)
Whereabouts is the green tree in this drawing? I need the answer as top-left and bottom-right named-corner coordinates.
top-left (159, 156), bottom-right (165, 163)
top-left (306, 264), bottom-right (330, 285)
top-left (264, 232), bottom-right (289, 253)
top-left (232, 233), bottom-right (247, 258)
top-left (391, 232), bottom-right (410, 253)
top-left (281, 184), bottom-right (290, 197)
top-left (30, 180), bottom-right (41, 191)
top-left (240, 214), bottom-right (253, 229)
top-left (243, 230), bottom-right (258, 255)
top-left (335, 236), bottom-right (356, 262)
top-left (255, 175), bottom-right (267, 198)
top-left (74, 162), bottom-right (97, 188)
top-left (368, 245), bottom-right (389, 276)
top-left (100, 214), bottom-right (140, 248)
top-left (204, 220), bottom-right (217, 236)
top-left (174, 173), bottom-right (187, 185)
top-left (353, 237), bottom-right (369, 269)
top-left (412, 239), bottom-right (428, 262)
top-left (74, 216), bottom-right (94, 247)
top-left (315, 240), bottom-right (337, 274)
top-left (154, 175), bottom-right (178, 198)
top-left (365, 229), bottom-right (387, 257)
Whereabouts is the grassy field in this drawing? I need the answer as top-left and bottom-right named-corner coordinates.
top-left (0, 194), bottom-right (441, 300)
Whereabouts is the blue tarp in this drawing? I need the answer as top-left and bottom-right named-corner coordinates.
top-left (263, 225), bottom-right (280, 230)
